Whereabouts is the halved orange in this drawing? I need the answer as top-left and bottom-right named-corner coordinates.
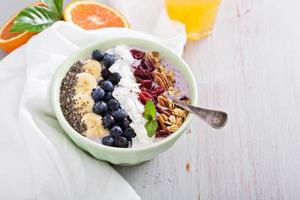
top-left (0, 2), bottom-right (45, 53)
top-left (64, 1), bottom-right (130, 30)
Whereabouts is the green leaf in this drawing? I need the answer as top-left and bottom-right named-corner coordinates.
top-left (11, 6), bottom-right (59, 33)
top-left (145, 120), bottom-right (158, 137)
top-left (144, 100), bottom-right (156, 121)
top-left (41, 0), bottom-right (63, 19)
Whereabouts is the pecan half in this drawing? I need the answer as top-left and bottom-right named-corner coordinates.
top-left (157, 95), bottom-right (174, 110)
top-left (157, 114), bottom-right (168, 129)
top-left (153, 71), bottom-right (173, 90)
top-left (146, 51), bottom-right (161, 68)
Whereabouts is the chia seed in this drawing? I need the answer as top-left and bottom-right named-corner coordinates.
top-left (59, 61), bottom-right (87, 133)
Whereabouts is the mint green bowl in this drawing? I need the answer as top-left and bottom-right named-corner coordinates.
top-left (51, 37), bottom-right (198, 166)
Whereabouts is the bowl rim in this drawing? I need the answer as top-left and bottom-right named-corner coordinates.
top-left (51, 36), bottom-right (198, 153)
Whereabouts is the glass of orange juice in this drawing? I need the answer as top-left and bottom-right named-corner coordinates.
top-left (165, 0), bottom-right (222, 40)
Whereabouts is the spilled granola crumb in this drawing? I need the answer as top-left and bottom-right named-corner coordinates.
top-left (185, 162), bottom-right (191, 173)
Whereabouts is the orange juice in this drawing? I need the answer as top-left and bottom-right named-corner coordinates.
top-left (165, 0), bottom-right (221, 40)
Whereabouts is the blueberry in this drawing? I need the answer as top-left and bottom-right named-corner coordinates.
top-left (100, 80), bottom-right (114, 92)
top-left (102, 114), bottom-right (115, 129)
top-left (109, 72), bottom-right (122, 85)
top-left (107, 99), bottom-right (120, 111)
top-left (93, 101), bottom-right (108, 115)
top-left (91, 87), bottom-right (105, 102)
top-left (103, 92), bottom-right (114, 102)
top-left (110, 125), bottom-right (123, 137)
top-left (102, 135), bottom-right (114, 146)
top-left (101, 68), bottom-right (111, 80)
top-left (97, 79), bottom-right (104, 86)
top-left (122, 127), bottom-right (136, 140)
top-left (102, 54), bottom-right (116, 68)
top-left (112, 109), bottom-right (127, 122)
top-left (120, 117), bottom-right (131, 129)
top-left (114, 136), bottom-right (129, 148)
top-left (92, 50), bottom-right (106, 62)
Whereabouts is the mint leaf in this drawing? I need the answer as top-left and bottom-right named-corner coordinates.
top-left (145, 120), bottom-right (158, 137)
top-left (144, 100), bottom-right (156, 121)
top-left (42, 0), bottom-right (63, 19)
top-left (11, 6), bottom-right (59, 33)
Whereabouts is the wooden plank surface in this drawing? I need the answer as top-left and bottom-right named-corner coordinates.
top-left (1, 0), bottom-right (300, 199)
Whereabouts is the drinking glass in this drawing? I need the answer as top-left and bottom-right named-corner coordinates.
top-left (165, 0), bottom-right (222, 40)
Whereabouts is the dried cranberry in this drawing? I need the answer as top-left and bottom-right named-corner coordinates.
top-left (134, 68), bottom-right (152, 79)
top-left (149, 86), bottom-right (165, 98)
top-left (141, 58), bottom-right (155, 72)
top-left (140, 80), bottom-right (153, 90)
top-left (135, 76), bottom-right (143, 83)
top-left (130, 49), bottom-right (145, 59)
top-left (139, 91), bottom-right (154, 104)
top-left (155, 129), bottom-right (171, 138)
top-left (140, 87), bottom-right (148, 92)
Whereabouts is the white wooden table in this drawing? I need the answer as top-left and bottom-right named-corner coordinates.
top-left (1, 0), bottom-right (300, 199)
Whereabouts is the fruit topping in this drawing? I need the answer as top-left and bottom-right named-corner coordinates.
top-left (134, 68), bottom-right (152, 79)
top-left (114, 136), bottom-right (129, 148)
top-left (100, 80), bottom-right (114, 92)
top-left (81, 113), bottom-right (109, 138)
top-left (139, 91), bottom-right (154, 105)
top-left (110, 125), bottom-right (123, 137)
top-left (130, 49), bottom-right (145, 59)
top-left (101, 68), bottom-right (111, 79)
top-left (112, 109), bottom-right (127, 122)
top-left (75, 72), bottom-right (97, 95)
top-left (73, 93), bottom-right (94, 114)
top-left (91, 87), bottom-right (105, 102)
top-left (93, 101), bottom-right (108, 115)
top-left (102, 135), bottom-right (115, 146)
top-left (107, 99), bottom-right (120, 111)
top-left (120, 117), bottom-right (131, 129)
top-left (141, 58), bottom-right (155, 72)
top-left (92, 50), bottom-right (106, 62)
top-left (109, 72), bottom-right (122, 85)
top-left (140, 80), bottom-right (153, 90)
top-left (103, 92), bottom-right (114, 102)
top-left (149, 86), bottom-right (165, 98)
top-left (102, 114), bottom-right (115, 129)
top-left (97, 79), bottom-right (104, 86)
top-left (102, 54), bottom-right (117, 68)
top-left (82, 59), bottom-right (102, 79)
top-left (122, 127), bottom-right (136, 141)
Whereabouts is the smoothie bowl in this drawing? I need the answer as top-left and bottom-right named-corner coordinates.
top-left (51, 37), bottom-right (197, 165)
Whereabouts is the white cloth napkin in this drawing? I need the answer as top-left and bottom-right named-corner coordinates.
top-left (0, 1), bottom-right (186, 199)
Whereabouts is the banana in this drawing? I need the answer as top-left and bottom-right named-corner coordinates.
top-left (81, 113), bottom-right (109, 138)
top-left (75, 72), bottom-right (97, 95)
top-left (73, 93), bottom-right (94, 114)
top-left (83, 59), bottom-right (102, 80)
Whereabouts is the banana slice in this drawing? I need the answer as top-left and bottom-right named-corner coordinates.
top-left (83, 59), bottom-right (102, 79)
top-left (73, 94), bottom-right (94, 114)
top-left (75, 72), bottom-right (97, 95)
top-left (82, 113), bottom-right (109, 138)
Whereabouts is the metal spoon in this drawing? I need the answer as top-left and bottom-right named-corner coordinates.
top-left (172, 99), bottom-right (228, 129)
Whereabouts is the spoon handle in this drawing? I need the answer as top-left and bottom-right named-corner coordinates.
top-left (173, 100), bottom-right (228, 129)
